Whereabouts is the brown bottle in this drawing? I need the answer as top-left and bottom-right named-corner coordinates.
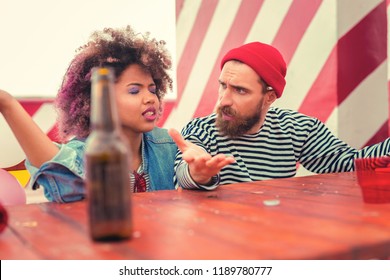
top-left (84, 67), bottom-right (132, 241)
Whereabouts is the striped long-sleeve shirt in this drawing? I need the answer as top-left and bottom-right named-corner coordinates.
top-left (174, 107), bottom-right (390, 190)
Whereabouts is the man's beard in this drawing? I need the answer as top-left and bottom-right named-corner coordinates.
top-left (216, 103), bottom-right (263, 138)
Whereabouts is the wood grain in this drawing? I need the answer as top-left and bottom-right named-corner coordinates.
top-left (1, 172), bottom-right (390, 260)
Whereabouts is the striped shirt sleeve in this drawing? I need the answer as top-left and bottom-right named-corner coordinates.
top-left (176, 161), bottom-right (220, 190)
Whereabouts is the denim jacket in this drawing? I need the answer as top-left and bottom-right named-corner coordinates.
top-left (25, 127), bottom-right (177, 203)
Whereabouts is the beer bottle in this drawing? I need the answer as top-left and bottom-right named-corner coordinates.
top-left (84, 67), bottom-right (132, 241)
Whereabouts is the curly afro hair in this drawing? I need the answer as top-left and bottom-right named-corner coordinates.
top-left (55, 25), bottom-right (173, 142)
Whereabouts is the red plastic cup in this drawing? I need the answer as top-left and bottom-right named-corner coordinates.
top-left (355, 157), bottom-right (390, 204)
top-left (0, 202), bottom-right (8, 233)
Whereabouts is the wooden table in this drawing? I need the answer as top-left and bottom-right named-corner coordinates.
top-left (1, 172), bottom-right (390, 260)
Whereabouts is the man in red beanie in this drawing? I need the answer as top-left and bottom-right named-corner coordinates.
top-left (169, 42), bottom-right (390, 190)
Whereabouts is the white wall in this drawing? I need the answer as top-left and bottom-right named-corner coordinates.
top-left (0, 0), bottom-right (177, 99)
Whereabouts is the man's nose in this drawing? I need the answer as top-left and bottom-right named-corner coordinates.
top-left (218, 89), bottom-right (233, 107)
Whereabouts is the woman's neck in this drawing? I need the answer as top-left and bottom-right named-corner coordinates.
top-left (121, 128), bottom-right (143, 171)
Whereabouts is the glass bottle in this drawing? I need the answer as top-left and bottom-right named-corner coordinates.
top-left (84, 67), bottom-right (132, 241)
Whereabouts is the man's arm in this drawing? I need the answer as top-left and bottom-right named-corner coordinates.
top-left (169, 128), bottom-right (234, 187)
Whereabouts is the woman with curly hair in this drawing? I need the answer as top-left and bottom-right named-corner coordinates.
top-left (0, 25), bottom-right (177, 202)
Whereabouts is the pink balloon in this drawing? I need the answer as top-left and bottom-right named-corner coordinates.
top-left (0, 168), bottom-right (26, 206)
top-left (0, 202), bottom-right (8, 233)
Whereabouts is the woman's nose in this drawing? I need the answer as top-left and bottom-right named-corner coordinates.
top-left (143, 91), bottom-right (156, 104)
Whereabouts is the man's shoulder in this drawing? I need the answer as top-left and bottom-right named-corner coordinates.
top-left (269, 107), bottom-right (314, 120)
top-left (185, 113), bottom-right (216, 127)
top-left (268, 107), bottom-right (319, 131)
top-left (181, 114), bottom-right (217, 135)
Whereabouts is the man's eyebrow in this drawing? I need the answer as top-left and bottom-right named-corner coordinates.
top-left (231, 83), bottom-right (247, 90)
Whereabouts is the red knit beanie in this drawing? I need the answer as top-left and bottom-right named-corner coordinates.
top-left (220, 42), bottom-right (287, 98)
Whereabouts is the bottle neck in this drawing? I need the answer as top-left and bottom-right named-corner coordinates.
top-left (90, 71), bottom-right (120, 132)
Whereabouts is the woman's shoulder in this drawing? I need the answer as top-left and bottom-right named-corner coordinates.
top-left (61, 138), bottom-right (86, 150)
top-left (144, 127), bottom-right (175, 144)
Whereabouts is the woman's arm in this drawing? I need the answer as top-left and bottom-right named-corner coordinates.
top-left (0, 89), bottom-right (59, 167)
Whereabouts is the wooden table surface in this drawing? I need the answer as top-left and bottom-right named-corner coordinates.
top-left (1, 172), bottom-right (390, 260)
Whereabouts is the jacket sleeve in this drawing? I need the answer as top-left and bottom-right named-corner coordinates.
top-left (25, 139), bottom-right (86, 203)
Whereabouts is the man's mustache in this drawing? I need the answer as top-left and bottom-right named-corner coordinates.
top-left (217, 106), bottom-right (236, 117)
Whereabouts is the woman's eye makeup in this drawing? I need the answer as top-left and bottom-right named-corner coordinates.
top-left (128, 86), bottom-right (140, 94)
top-left (148, 85), bottom-right (157, 94)
top-left (126, 84), bottom-right (156, 95)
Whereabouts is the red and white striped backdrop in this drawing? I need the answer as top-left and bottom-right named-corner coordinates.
top-left (2, 0), bottom-right (389, 172)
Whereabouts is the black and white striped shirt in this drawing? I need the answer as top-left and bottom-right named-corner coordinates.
top-left (174, 108), bottom-right (390, 190)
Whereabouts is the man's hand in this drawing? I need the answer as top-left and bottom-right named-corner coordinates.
top-left (168, 128), bottom-right (234, 185)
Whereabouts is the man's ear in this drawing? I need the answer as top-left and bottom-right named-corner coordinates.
top-left (266, 91), bottom-right (277, 104)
